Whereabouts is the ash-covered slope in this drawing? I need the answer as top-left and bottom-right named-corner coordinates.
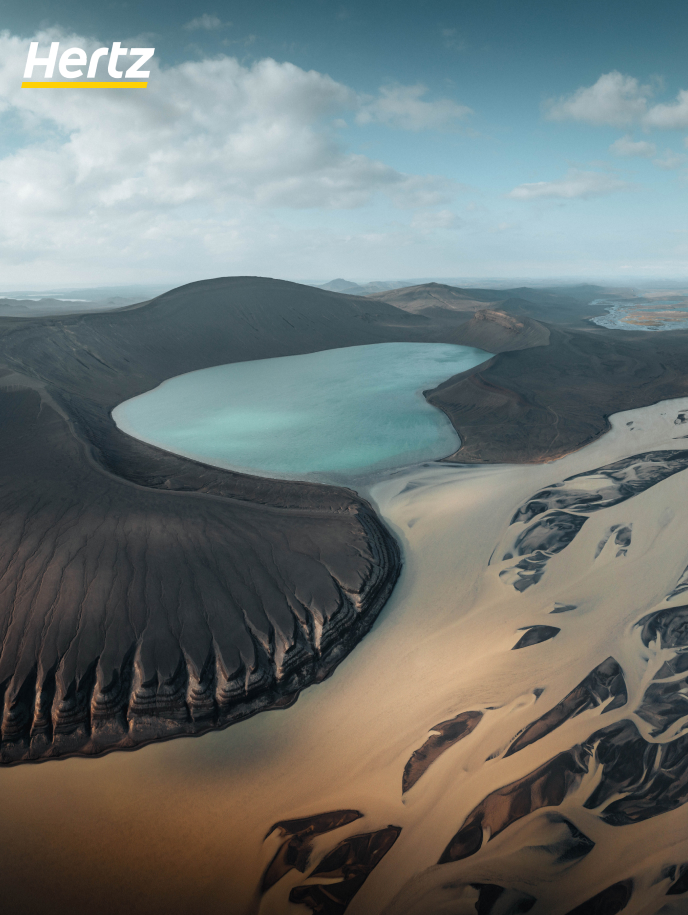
top-left (428, 323), bottom-right (688, 464)
top-left (449, 307), bottom-right (550, 353)
top-left (0, 276), bottom-right (436, 763)
top-left (366, 282), bottom-right (503, 315)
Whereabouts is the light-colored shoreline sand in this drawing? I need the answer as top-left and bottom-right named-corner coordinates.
top-left (3, 398), bottom-right (688, 913)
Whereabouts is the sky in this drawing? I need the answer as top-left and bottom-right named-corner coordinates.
top-left (1, 0), bottom-right (688, 288)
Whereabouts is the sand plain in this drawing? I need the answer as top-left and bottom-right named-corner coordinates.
top-left (3, 396), bottom-right (688, 914)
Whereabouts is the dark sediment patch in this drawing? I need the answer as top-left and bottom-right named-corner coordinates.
top-left (584, 720), bottom-right (688, 825)
top-left (438, 748), bottom-right (590, 863)
top-left (441, 669), bottom-right (688, 861)
top-left (402, 710), bottom-right (483, 793)
top-left (496, 452), bottom-right (688, 593)
top-left (505, 658), bottom-right (626, 756)
top-left (262, 810), bottom-right (363, 892)
top-left (498, 511), bottom-right (587, 591)
top-left (512, 626), bottom-right (560, 649)
top-left (288, 825), bottom-right (401, 914)
top-left (471, 884), bottom-right (536, 913)
top-left (639, 603), bottom-right (688, 651)
top-left (667, 864), bottom-right (688, 895)
top-left (564, 879), bottom-right (633, 914)
top-left (512, 451), bottom-right (688, 522)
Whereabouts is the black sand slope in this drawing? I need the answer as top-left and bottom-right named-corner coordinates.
top-left (0, 276), bottom-right (441, 763)
top-left (428, 323), bottom-right (688, 464)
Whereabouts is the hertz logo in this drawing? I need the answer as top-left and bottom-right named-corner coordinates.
top-left (22, 42), bottom-right (154, 88)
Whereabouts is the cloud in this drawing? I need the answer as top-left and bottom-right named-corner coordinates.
top-left (356, 84), bottom-right (471, 130)
top-left (183, 14), bottom-right (228, 31)
top-left (0, 29), bottom-right (461, 281)
top-left (644, 89), bottom-right (688, 128)
top-left (653, 149), bottom-right (687, 170)
top-left (609, 135), bottom-right (656, 157)
top-left (546, 72), bottom-right (688, 132)
top-left (544, 72), bottom-right (652, 126)
top-left (508, 169), bottom-right (630, 200)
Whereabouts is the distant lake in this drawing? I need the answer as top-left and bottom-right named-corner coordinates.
top-left (112, 342), bottom-right (492, 480)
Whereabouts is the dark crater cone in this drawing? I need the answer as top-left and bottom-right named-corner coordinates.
top-left (1, 275), bottom-right (687, 763)
top-left (0, 275), bottom-right (433, 763)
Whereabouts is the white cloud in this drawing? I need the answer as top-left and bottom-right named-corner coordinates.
top-left (356, 84), bottom-right (471, 130)
top-left (546, 72), bottom-right (688, 132)
top-left (183, 14), bottom-right (228, 31)
top-left (508, 169), bottom-right (630, 200)
top-left (609, 135), bottom-right (656, 157)
top-left (0, 29), bottom-right (460, 281)
top-left (653, 149), bottom-right (687, 170)
top-left (544, 72), bottom-right (652, 126)
top-left (644, 89), bottom-right (688, 128)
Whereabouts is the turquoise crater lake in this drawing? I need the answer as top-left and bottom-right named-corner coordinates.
top-left (112, 343), bottom-right (492, 480)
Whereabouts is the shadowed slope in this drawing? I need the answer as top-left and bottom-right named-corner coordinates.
top-left (0, 387), bottom-right (398, 761)
top-left (0, 276), bottom-right (432, 762)
top-left (427, 325), bottom-right (688, 463)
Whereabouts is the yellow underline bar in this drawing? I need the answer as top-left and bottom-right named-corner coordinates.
top-left (21, 81), bottom-right (148, 88)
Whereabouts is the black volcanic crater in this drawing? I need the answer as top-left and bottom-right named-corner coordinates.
top-left (0, 276), bottom-right (435, 762)
top-left (1, 275), bottom-right (688, 763)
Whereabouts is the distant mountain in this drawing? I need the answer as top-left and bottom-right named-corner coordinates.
top-left (318, 278), bottom-right (364, 293)
top-left (366, 282), bottom-right (504, 315)
top-left (451, 307), bottom-right (550, 353)
top-left (538, 284), bottom-right (610, 301)
top-left (366, 282), bottom-right (611, 325)
top-left (318, 279), bottom-right (408, 296)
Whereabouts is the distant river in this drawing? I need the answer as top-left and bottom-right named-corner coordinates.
top-left (112, 342), bottom-right (492, 480)
top-left (591, 297), bottom-right (688, 331)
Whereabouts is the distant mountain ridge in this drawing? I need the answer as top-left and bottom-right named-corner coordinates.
top-left (364, 281), bottom-right (611, 325)
top-left (317, 278), bottom-right (404, 296)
